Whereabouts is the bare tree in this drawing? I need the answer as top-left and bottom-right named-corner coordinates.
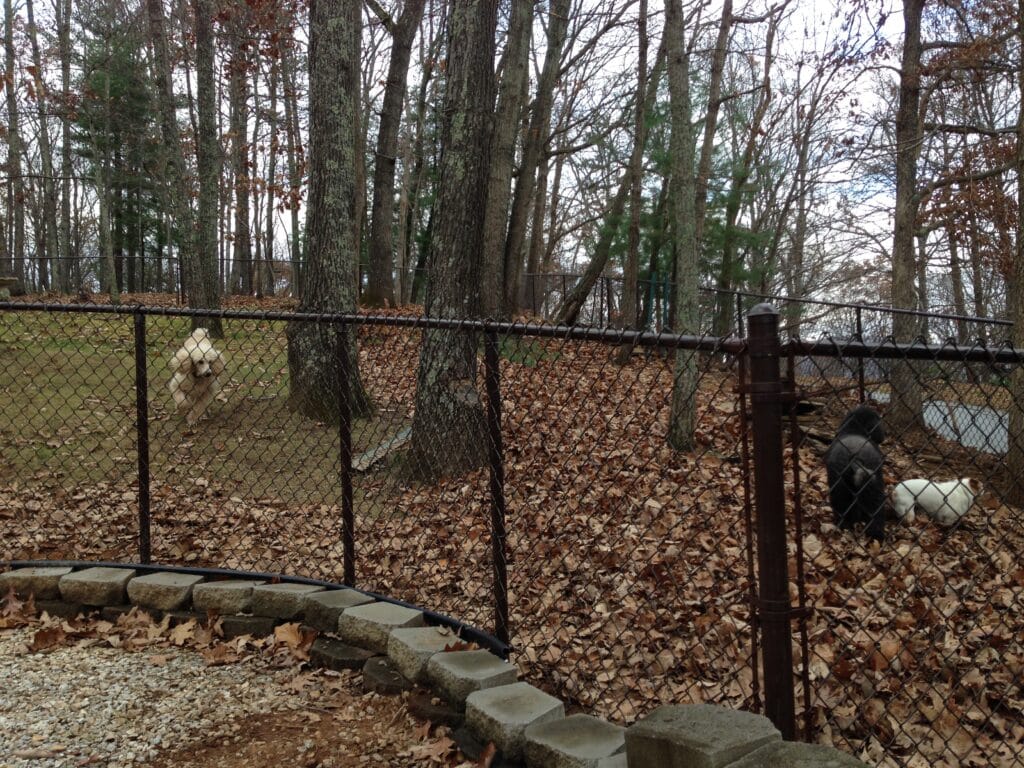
top-left (365, 0), bottom-right (429, 308)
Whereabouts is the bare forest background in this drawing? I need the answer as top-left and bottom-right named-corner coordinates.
top-left (4, 0), bottom-right (1024, 474)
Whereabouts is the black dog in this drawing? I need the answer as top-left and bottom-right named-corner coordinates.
top-left (824, 405), bottom-right (886, 542)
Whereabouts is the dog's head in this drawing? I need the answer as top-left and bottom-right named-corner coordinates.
top-left (961, 477), bottom-right (983, 500)
top-left (837, 404), bottom-right (885, 445)
top-left (173, 328), bottom-right (225, 379)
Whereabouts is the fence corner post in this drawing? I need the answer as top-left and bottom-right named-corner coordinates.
top-left (484, 329), bottom-right (509, 646)
top-left (133, 311), bottom-right (151, 564)
top-left (336, 324), bottom-right (355, 587)
top-left (746, 303), bottom-right (796, 740)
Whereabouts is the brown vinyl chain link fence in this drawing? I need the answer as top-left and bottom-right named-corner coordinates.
top-left (1, 300), bottom-right (1022, 767)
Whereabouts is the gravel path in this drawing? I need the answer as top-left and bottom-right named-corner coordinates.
top-left (0, 627), bottom-right (292, 768)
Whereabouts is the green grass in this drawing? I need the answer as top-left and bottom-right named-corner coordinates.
top-left (498, 335), bottom-right (561, 367)
top-left (0, 311), bottom-right (409, 508)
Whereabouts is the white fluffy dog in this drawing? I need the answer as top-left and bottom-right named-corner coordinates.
top-left (892, 477), bottom-right (982, 526)
top-left (168, 328), bottom-right (226, 425)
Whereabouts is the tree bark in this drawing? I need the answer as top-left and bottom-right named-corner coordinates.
top-left (409, 0), bottom-right (498, 480)
top-left (889, 0), bottom-right (926, 432)
top-left (287, 0), bottom-right (369, 421)
top-left (480, 0), bottom-right (533, 317)
top-left (365, 0), bottom-right (428, 308)
top-left (666, 0), bottom-right (699, 451)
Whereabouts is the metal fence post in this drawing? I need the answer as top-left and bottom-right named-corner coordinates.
top-left (336, 325), bottom-right (355, 587)
top-left (746, 303), bottom-right (796, 739)
top-left (484, 329), bottom-right (510, 646)
top-left (133, 311), bottom-right (151, 564)
top-left (855, 306), bottom-right (866, 403)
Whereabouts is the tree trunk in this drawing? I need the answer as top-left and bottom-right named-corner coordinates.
top-left (888, 0), bottom-right (925, 432)
top-left (554, 173), bottom-right (632, 325)
top-left (409, 0), bottom-right (498, 480)
top-left (1005, 0), bottom-right (1024, 505)
top-left (365, 0), bottom-right (428, 308)
top-left (616, 0), bottom-right (648, 364)
top-left (666, 0), bottom-right (699, 451)
top-left (4, 0), bottom-right (25, 287)
top-left (147, 0), bottom-right (220, 331)
top-left (480, 0), bottom-right (532, 317)
top-left (58, 0), bottom-right (72, 292)
top-left (228, 5), bottom-right (252, 295)
top-left (525, 147), bottom-right (549, 313)
top-left (25, 0), bottom-right (59, 290)
top-left (283, 35), bottom-right (302, 297)
top-left (692, 0), bottom-right (732, 247)
top-left (287, 0), bottom-right (369, 421)
top-left (947, 225), bottom-right (968, 341)
top-left (264, 57), bottom-right (278, 297)
top-left (191, 0), bottom-right (222, 332)
top-left (502, 0), bottom-right (569, 315)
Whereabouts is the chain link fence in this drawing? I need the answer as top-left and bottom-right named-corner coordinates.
top-left (1, 300), bottom-right (1022, 766)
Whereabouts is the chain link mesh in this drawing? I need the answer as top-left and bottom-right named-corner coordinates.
top-left (3, 300), bottom-right (1023, 767)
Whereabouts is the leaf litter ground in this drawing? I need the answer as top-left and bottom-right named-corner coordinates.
top-left (1, 294), bottom-right (1022, 767)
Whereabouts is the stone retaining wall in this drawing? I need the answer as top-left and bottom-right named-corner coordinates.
top-left (1, 564), bottom-right (867, 768)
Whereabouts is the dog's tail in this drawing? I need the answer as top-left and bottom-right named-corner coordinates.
top-left (850, 462), bottom-right (872, 489)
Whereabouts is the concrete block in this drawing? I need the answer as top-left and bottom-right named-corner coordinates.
top-left (625, 704), bottom-right (780, 768)
top-left (596, 756), bottom-right (627, 768)
top-left (251, 583), bottom-right (324, 619)
top-left (388, 625), bottom-right (460, 682)
top-left (0, 567), bottom-right (72, 599)
top-left (729, 742), bottom-right (870, 768)
top-left (426, 649), bottom-right (518, 708)
top-left (35, 599), bottom-right (85, 620)
top-left (362, 657), bottom-right (414, 696)
top-left (59, 567), bottom-right (136, 606)
top-left (220, 614), bottom-right (278, 639)
top-left (309, 637), bottom-right (375, 672)
top-left (192, 580), bottom-right (265, 614)
top-left (302, 588), bottom-right (374, 633)
top-left (127, 572), bottom-right (204, 612)
top-left (525, 714), bottom-right (626, 768)
top-left (466, 682), bottom-right (564, 761)
top-left (337, 601), bottom-right (424, 653)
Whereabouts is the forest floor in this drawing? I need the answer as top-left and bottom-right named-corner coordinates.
top-left (2, 293), bottom-right (1023, 768)
top-left (0, 595), bottom-right (473, 767)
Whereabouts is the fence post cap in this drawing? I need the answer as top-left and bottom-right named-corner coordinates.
top-left (748, 303), bottom-right (778, 318)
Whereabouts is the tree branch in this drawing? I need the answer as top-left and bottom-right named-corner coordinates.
top-left (363, 0), bottom-right (394, 34)
top-left (916, 161), bottom-right (1014, 200)
top-left (923, 122), bottom-right (1016, 137)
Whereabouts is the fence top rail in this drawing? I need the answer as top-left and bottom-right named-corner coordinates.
top-left (785, 336), bottom-right (1024, 364)
top-left (0, 301), bottom-right (745, 354)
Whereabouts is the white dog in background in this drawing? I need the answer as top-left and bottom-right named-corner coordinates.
top-left (168, 328), bottom-right (226, 426)
top-left (892, 477), bottom-right (982, 527)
